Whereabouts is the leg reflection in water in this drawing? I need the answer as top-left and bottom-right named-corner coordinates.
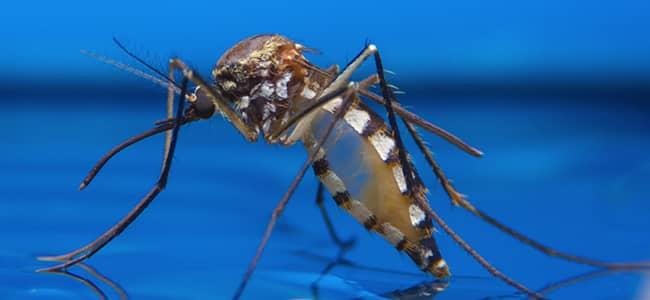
top-left (40, 263), bottom-right (128, 300)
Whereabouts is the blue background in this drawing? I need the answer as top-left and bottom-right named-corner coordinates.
top-left (1, 1), bottom-right (649, 299)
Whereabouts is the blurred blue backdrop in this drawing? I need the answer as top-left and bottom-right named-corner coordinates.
top-left (1, 1), bottom-right (649, 299)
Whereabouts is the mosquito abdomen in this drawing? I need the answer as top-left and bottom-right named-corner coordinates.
top-left (302, 98), bottom-right (450, 278)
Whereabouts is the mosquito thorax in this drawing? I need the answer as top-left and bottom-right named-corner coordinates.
top-left (211, 34), bottom-right (319, 143)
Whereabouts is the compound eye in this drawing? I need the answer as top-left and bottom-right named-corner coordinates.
top-left (192, 87), bottom-right (216, 119)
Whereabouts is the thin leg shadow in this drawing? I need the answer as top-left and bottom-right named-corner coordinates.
top-left (40, 263), bottom-right (128, 300)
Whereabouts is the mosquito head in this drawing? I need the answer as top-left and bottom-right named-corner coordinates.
top-left (211, 34), bottom-right (314, 141)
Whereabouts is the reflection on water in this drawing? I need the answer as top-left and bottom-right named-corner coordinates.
top-left (42, 263), bottom-right (128, 300)
top-left (43, 246), bottom-right (650, 300)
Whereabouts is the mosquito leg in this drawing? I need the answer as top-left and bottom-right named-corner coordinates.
top-left (315, 182), bottom-right (355, 249)
top-left (231, 157), bottom-right (314, 300)
top-left (272, 45), bottom-right (379, 144)
top-left (41, 119), bottom-right (185, 262)
top-left (233, 85), bottom-right (358, 300)
top-left (425, 203), bottom-right (545, 298)
top-left (37, 77), bottom-right (190, 272)
top-left (103, 55), bottom-right (256, 140)
top-left (270, 74), bottom-right (378, 141)
top-left (400, 116), bottom-right (650, 271)
top-left (358, 77), bottom-right (650, 271)
top-left (324, 64), bottom-right (339, 76)
top-left (309, 232), bottom-right (358, 300)
top-left (402, 120), bottom-right (471, 206)
top-left (163, 60), bottom-right (177, 166)
top-left (76, 118), bottom-right (194, 191)
top-left (315, 182), bottom-right (342, 245)
top-left (368, 47), bottom-right (543, 299)
top-left (283, 41), bottom-right (541, 297)
top-left (322, 46), bottom-right (376, 95)
top-left (310, 257), bottom-right (339, 300)
top-left (370, 48), bottom-right (418, 194)
top-left (110, 38), bottom-right (181, 167)
top-left (79, 63), bottom-right (229, 191)
top-left (358, 87), bottom-right (483, 157)
top-left (168, 58), bottom-right (259, 141)
top-left (356, 80), bottom-right (481, 194)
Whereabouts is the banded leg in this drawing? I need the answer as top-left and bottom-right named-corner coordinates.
top-left (233, 84), bottom-right (359, 300)
top-left (37, 77), bottom-right (190, 272)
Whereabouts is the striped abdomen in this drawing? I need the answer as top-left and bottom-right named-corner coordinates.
top-left (301, 96), bottom-right (450, 278)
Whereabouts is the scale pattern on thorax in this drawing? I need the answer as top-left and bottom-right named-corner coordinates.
top-left (302, 96), bottom-right (450, 278)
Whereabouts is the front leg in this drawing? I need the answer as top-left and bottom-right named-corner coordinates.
top-left (37, 77), bottom-right (191, 272)
top-left (232, 83), bottom-right (360, 300)
top-left (168, 58), bottom-right (258, 141)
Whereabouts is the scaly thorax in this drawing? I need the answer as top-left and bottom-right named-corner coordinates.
top-left (210, 34), bottom-right (330, 143)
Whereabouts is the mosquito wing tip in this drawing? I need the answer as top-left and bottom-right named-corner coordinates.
top-left (79, 182), bottom-right (87, 190)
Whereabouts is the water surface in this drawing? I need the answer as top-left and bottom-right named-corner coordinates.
top-left (1, 94), bottom-right (649, 299)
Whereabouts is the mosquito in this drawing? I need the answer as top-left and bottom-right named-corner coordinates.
top-left (37, 34), bottom-right (650, 299)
